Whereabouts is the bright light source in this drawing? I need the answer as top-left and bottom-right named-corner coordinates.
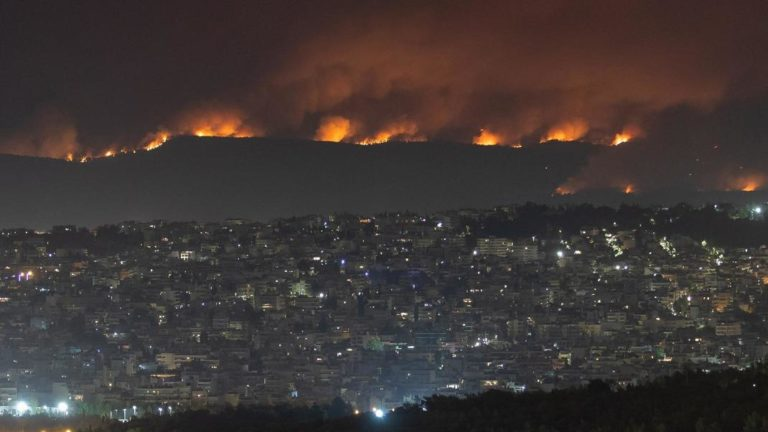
top-left (15, 401), bottom-right (29, 415)
top-left (556, 250), bottom-right (564, 258)
top-left (373, 408), bottom-right (385, 418)
top-left (57, 401), bottom-right (68, 413)
top-left (755, 206), bottom-right (763, 214)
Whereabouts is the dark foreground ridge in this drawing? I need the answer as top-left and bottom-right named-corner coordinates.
top-left (1, 137), bottom-right (766, 228)
top-left (81, 365), bottom-right (768, 432)
top-left (0, 137), bottom-right (595, 228)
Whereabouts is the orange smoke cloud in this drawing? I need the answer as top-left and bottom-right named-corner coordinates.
top-left (0, 107), bottom-right (81, 159)
top-left (314, 116), bottom-right (353, 142)
top-left (357, 120), bottom-right (423, 145)
top-left (541, 119), bottom-right (589, 142)
top-left (473, 129), bottom-right (502, 146)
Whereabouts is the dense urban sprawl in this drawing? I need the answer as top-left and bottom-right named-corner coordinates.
top-left (0, 203), bottom-right (767, 420)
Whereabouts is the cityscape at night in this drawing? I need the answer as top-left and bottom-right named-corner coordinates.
top-left (3, 0), bottom-right (768, 431)
top-left (0, 204), bottom-right (768, 431)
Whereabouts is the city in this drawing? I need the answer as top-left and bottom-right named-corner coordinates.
top-left (0, 203), bottom-right (766, 421)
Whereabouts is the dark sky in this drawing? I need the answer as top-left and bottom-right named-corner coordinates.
top-left (1, 0), bottom-right (768, 193)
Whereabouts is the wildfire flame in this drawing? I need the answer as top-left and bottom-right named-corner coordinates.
top-left (357, 120), bottom-right (423, 145)
top-left (65, 109), bottom-right (261, 163)
top-left (315, 116), bottom-right (353, 142)
top-left (624, 184), bottom-right (635, 194)
top-left (554, 186), bottom-right (575, 196)
top-left (610, 125), bottom-right (642, 146)
top-left (139, 109), bottom-right (259, 153)
top-left (144, 131), bottom-right (170, 151)
top-left (541, 119), bottom-right (589, 142)
top-left (611, 132), bottom-right (632, 146)
top-left (184, 113), bottom-right (256, 138)
top-left (473, 129), bottom-right (502, 146)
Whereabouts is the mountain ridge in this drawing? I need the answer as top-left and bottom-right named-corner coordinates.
top-left (0, 137), bottom-right (763, 229)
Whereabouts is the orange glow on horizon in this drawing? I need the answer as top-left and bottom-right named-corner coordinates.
top-left (554, 186), bottom-right (575, 196)
top-left (315, 116), bottom-right (352, 142)
top-left (624, 184), bottom-right (635, 194)
top-left (725, 175), bottom-right (765, 192)
top-left (473, 129), bottom-right (502, 146)
top-left (541, 119), bottom-right (589, 142)
top-left (742, 183), bottom-right (759, 192)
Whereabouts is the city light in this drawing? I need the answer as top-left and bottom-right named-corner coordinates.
top-left (15, 401), bottom-right (29, 415)
top-left (0, 204), bottom-right (766, 419)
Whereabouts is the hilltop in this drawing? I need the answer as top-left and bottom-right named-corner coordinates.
top-left (0, 137), bottom-right (596, 228)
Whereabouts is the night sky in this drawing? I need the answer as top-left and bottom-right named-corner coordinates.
top-left (2, 0), bottom-right (768, 194)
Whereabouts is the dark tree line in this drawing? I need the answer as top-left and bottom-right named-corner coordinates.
top-left (460, 203), bottom-right (768, 248)
top-left (84, 365), bottom-right (768, 432)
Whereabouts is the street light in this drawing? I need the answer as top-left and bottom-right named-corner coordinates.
top-left (57, 401), bottom-right (69, 415)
